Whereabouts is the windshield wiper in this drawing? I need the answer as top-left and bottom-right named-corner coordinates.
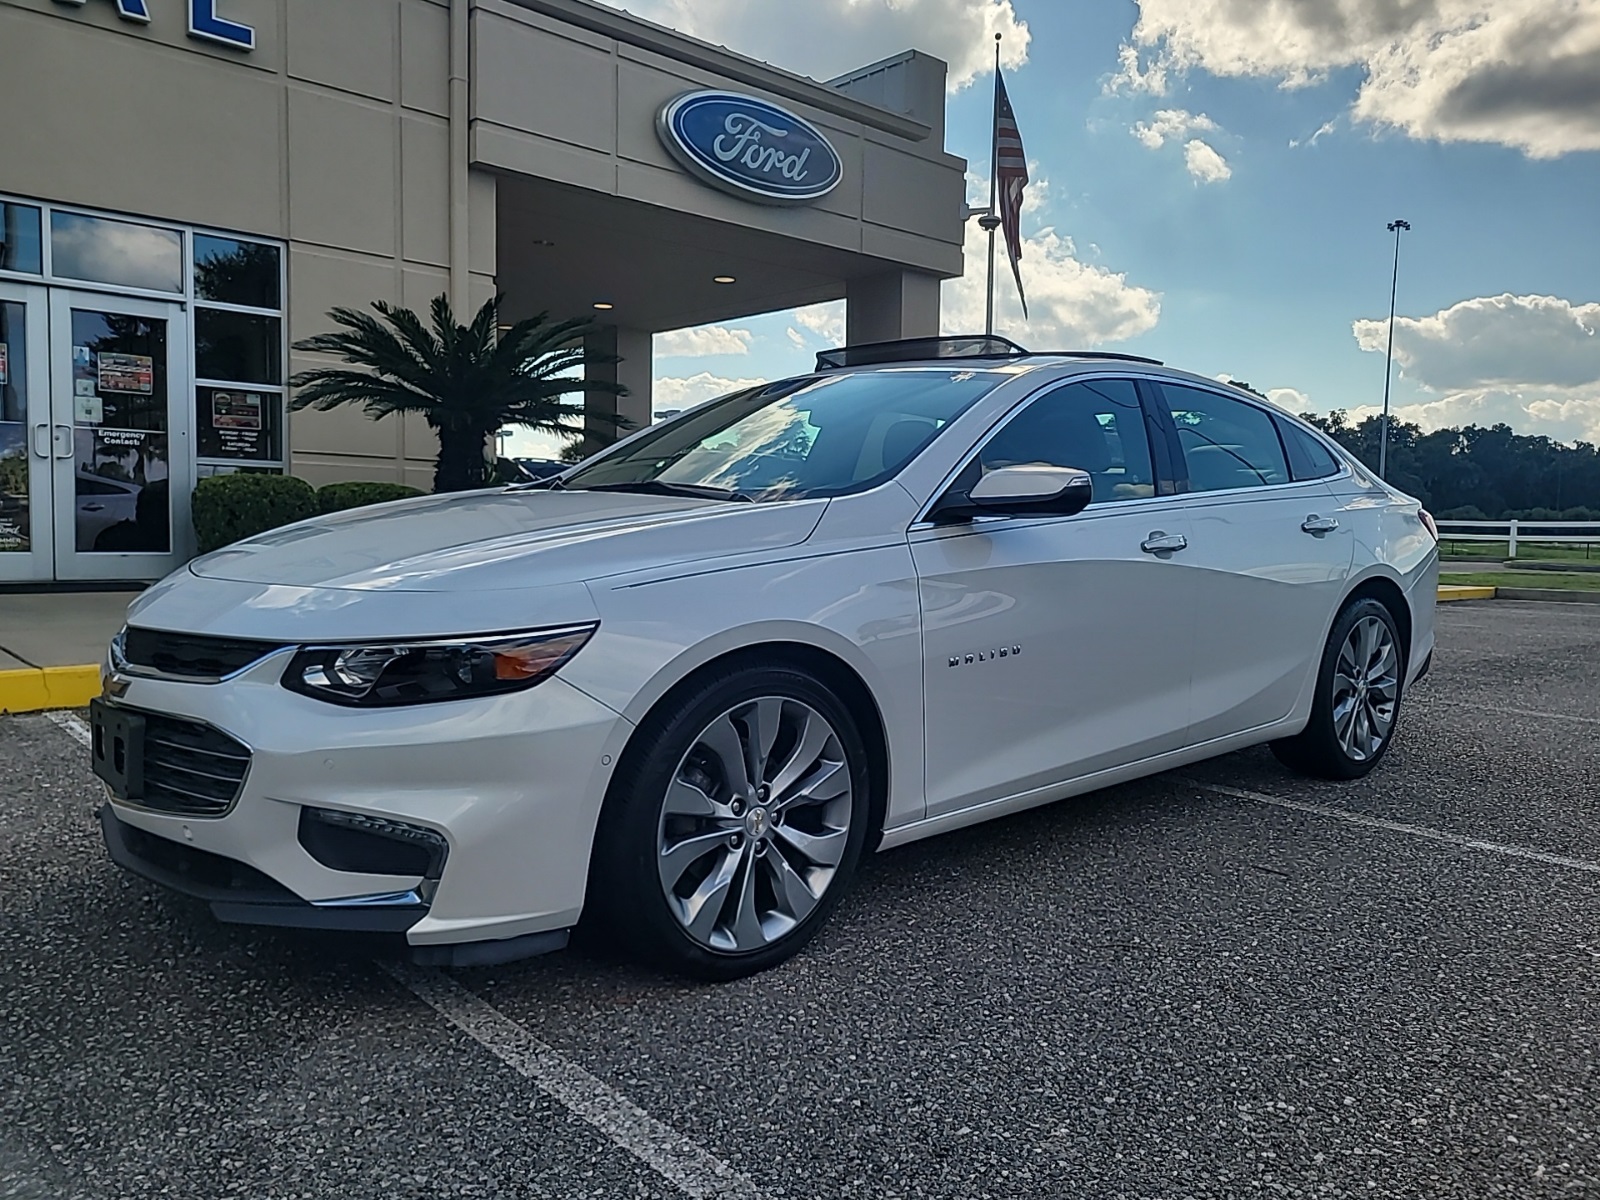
top-left (579, 481), bottom-right (753, 502)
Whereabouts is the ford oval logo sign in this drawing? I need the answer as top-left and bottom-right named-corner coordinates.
top-left (657, 90), bottom-right (844, 206)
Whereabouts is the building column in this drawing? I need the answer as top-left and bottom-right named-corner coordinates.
top-left (584, 326), bottom-right (653, 452)
top-left (845, 270), bottom-right (941, 345)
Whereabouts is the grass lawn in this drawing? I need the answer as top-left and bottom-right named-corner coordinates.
top-left (1441, 571), bottom-right (1600, 591)
top-left (1439, 539), bottom-right (1600, 564)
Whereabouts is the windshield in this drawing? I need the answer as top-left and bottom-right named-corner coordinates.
top-left (561, 368), bottom-right (1006, 501)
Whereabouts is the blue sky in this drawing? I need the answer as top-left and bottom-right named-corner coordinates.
top-left (514, 0), bottom-right (1600, 458)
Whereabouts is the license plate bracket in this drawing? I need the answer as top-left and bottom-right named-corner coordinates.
top-left (90, 698), bottom-right (145, 801)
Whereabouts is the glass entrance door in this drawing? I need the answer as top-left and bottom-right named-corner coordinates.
top-left (0, 281), bottom-right (51, 582)
top-left (48, 290), bottom-right (190, 582)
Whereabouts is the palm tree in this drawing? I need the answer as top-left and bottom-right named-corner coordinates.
top-left (290, 294), bottom-right (626, 493)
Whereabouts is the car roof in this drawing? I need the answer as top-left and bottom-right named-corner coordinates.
top-left (806, 352), bottom-right (1335, 443)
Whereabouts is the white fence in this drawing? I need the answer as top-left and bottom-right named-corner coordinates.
top-left (1436, 520), bottom-right (1600, 560)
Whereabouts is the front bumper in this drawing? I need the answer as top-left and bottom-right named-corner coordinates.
top-left (97, 650), bottom-right (632, 959)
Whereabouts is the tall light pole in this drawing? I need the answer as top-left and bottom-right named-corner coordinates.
top-left (1378, 218), bottom-right (1411, 480)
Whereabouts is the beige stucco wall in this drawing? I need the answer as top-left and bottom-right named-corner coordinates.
top-left (0, 0), bottom-right (485, 491)
top-left (0, 0), bottom-right (964, 494)
top-left (470, 0), bottom-right (966, 280)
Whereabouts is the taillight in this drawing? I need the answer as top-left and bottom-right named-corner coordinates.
top-left (1419, 509), bottom-right (1439, 541)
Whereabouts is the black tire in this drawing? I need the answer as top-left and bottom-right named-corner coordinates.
top-left (1271, 597), bottom-right (1405, 780)
top-left (585, 662), bottom-right (871, 981)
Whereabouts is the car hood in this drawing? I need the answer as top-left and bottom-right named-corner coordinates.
top-left (189, 489), bottom-right (828, 593)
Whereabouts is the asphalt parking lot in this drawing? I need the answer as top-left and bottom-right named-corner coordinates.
top-left (3, 601), bottom-right (1598, 1200)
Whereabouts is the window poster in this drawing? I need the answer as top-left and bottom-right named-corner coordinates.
top-left (0, 422), bottom-right (30, 552)
top-left (97, 352), bottom-right (154, 395)
top-left (0, 343), bottom-right (8, 387)
top-left (200, 388), bottom-right (278, 461)
top-left (212, 391), bottom-right (262, 431)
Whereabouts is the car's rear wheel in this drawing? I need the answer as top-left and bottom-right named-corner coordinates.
top-left (588, 664), bottom-right (870, 980)
top-left (1272, 597), bottom-right (1404, 780)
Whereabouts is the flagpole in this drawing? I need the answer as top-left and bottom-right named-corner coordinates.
top-left (984, 33), bottom-right (1001, 337)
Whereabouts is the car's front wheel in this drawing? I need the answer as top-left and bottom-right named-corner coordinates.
top-left (1272, 597), bottom-right (1405, 780)
top-left (588, 663), bottom-right (870, 980)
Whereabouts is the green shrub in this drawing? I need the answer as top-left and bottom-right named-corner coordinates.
top-left (316, 481), bottom-right (426, 515)
top-left (192, 474), bottom-right (318, 555)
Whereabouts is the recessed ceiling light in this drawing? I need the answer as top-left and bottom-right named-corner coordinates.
top-left (713, 275), bottom-right (736, 284)
top-left (592, 302), bottom-right (614, 311)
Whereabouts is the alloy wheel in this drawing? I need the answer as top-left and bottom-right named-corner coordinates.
top-left (1331, 615), bottom-right (1399, 762)
top-left (656, 697), bottom-right (854, 953)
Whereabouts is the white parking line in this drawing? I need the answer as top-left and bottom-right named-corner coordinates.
top-left (47, 710), bottom-right (93, 748)
top-left (384, 964), bottom-right (767, 1200)
top-left (1426, 699), bottom-right (1600, 726)
top-left (1197, 782), bottom-right (1600, 875)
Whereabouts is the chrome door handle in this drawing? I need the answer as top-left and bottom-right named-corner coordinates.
top-left (1141, 531), bottom-right (1188, 554)
top-left (32, 423), bottom-right (51, 458)
top-left (53, 424), bottom-right (74, 460)
top-left (1302, 514), bottom-right (1340, 535)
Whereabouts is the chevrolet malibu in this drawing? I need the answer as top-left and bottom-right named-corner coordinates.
top-left (92, 339), bottom-right (1439, 980)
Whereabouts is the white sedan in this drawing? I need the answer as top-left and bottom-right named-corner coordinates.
top-left (92, 341), bottom-right (1438, 979)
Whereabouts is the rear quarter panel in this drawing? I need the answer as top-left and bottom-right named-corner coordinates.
top-left (1326, 474), bottom-right (1439, 679)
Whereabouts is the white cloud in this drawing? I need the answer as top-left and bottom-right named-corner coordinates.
top-left (1352, 293), bottom-right (1600, 443)
top-left (1268, 387), bottom-right (1312, 411)
top-left (1352, 294), bottom-right (1600, 392)
top-left (1129, 110), bottom-right (1231, 182)
top-left (1131, 108), bottom-right (1218, 149)
top-left (793, 301), bottom-right (847, 345)
top-left (654, 372), bottom-right (769, 411)
top-left (1288, 118), bottom-right (1339, 148)
top-left (1352, 391), bottom-right (1600, 445)
top-left (1182, 139), bottom-right (1232, 183)
top-left (1105, 41), bottom-right (1169, 94)
top-left (600, 0), bottom-right (1029, 91)
top-left (785, 327), bottom-right (807, 350)
top-left (655, 325), bottom-right (754, 358)
top-left (942, 210), bottom-right (1161, 347)
top-left (1120, 0), bottom-right (1600, 158)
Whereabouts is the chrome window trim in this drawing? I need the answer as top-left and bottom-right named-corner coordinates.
top-left (1170, 472), bottom-right (1349, 504)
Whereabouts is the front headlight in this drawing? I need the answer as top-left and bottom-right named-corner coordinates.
top-left (282, 624), bottom-right (597, 707)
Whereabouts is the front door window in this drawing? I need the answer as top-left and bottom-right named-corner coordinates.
top-left (68, 307), bottom-right (172, 554)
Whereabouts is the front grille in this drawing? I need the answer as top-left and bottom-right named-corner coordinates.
top-left (140, 714), bottom-right (252, 817)
top-left (123, 628), bottom-right (287, 680)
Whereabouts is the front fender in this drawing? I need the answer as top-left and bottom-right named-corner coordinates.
top-left (560, 547), bottom-right (927, 830)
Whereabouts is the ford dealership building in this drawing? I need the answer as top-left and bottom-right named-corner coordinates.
top-left (0, 0), bottom-right (967, 585)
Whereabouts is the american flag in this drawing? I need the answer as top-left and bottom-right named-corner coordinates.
top-left (994, 70), bottom-right (1029, 317)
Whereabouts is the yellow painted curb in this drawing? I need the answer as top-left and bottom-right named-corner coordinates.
top-left (1438, 585), bottom-right (1497, 602)
top-left (0, 665), bottom-right (103, 715)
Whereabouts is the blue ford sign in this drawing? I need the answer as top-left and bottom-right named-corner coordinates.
top-left (54, 0), bottom-right (255, 50)
top-left (657, 91), bottom-right (843, 206)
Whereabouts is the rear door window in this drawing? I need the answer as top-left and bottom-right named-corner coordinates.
top-left (1162, 384), bottom-right (1290, 492)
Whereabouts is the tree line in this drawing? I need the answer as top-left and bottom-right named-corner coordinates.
top-left (1298, 410), bottom-right (1600, 521)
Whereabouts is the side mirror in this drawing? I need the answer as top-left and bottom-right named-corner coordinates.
top-left (933, 465), bottom-right (1093, 521)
